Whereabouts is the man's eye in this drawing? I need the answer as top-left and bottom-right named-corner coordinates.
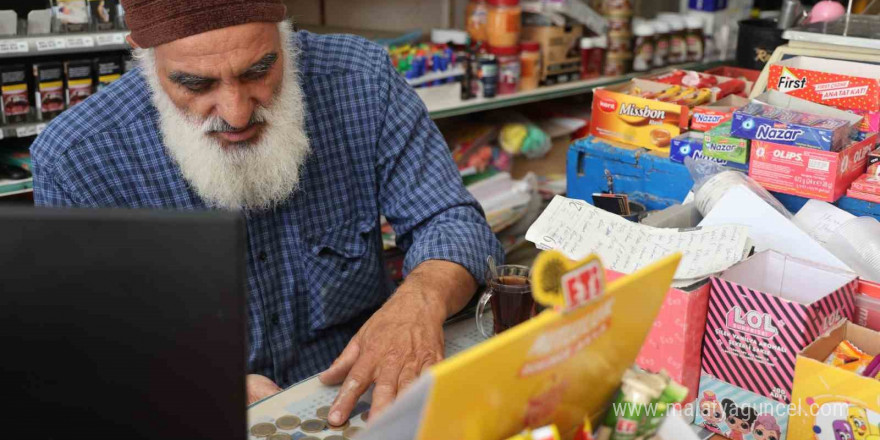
top-left (183, 83), bottom-right (211, 93)
top-left (241, 71), bottom-right (268, 82)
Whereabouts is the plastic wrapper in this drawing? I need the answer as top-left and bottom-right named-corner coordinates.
top-left (825, 216), bottom-right (880, 283)
top-left (824, 340), bottom-right (873, 375)
top-left (684, 157), bottom-right (792, 219)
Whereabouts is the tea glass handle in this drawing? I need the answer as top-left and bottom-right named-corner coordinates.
top-left (475, 289), bottom-right (494, 339)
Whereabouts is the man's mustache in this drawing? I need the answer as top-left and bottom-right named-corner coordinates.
top-left (204, 110), bottom-right (268, 133)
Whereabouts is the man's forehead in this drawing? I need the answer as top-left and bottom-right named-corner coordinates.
top-left (155, 22), bottom-right (280, 70)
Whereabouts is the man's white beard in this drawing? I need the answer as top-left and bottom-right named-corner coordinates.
top-left (135, 22), bottom-right (310, 211)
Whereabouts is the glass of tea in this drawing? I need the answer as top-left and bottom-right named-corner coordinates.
top-left (475, 264), bottom-right (536, 338)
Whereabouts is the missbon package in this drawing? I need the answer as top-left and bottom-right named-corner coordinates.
top-left (731, 91), bottom-right (863, 151)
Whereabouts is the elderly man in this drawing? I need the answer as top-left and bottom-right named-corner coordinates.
top-left (31, 0), bottom-right (503, 426)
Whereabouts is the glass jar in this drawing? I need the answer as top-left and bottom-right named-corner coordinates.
top-left (632, 22), bottom-right (655, 72)
top-left (685, 15), bottom-right (705, 62)
top-left (520, 41), bottom-right (541, 91)
top-left (651, 19), bottom-right (669, 68)
top-left (466, 0), bottom-right (489, 44)
top-left (487, 0), bottom-right (522, 48)
top-left (490, 45), bottom-right (521, 95)
top-left (658, 13), bottom-right (686, 65)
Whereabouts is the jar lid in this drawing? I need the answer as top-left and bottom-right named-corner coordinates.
top-left (580, 37), bottom-right (594, 49)
top-left (594, 35), bottom-right (608, 48)
top-left (634, 23), bottom-right (654, 37)
top-left (651, 19), bottom-right (669, 33)
top-left (685, 15), bottom-right (704, 29)
top-left (521, 41), bottom-right (540, 51)
top-left (489, 45), bottom-right (521, 56)
top-left (487, 0), bottom-right (519, 6)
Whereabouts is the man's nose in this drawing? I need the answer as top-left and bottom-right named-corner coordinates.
top-left (216, 84), bottom-right (256, 129)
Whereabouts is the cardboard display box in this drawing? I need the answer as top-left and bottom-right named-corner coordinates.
top-left (705, 65), bottom-right (761, 83)
top-left (856, 280), bottom-right (880, 332)
top-left (695, 374), bottom-right (790, 440)
top-left (691, 95), bottom-right (750, 132)
top-left (522, 24), bottom-right (584, 86)
top-left (788, 321), bottom-right (880, 440)
top-left (701, 250), bottom-right (857, 404)
top-left (590, 79), bottom-right (690, 152)
top-left (769, 56), bottom-right (880, 132)
top-left (704, 122), bottom-right (750, 165)
top-left (731, 91), bottom-right (864, 152)
top-left (749, 134), bottom-right (877, 203)
top-left (670, 131), bottom-right (748, 172)
top-left (850, 173), bottom-right (880, 195)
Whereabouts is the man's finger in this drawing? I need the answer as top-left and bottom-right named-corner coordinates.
top-left (319, 340), bottom-right (361, 386)
top-left (396, 356), bottom-right (420, 394)
top-left (246, 374), bottom-right (282, 405)
top-left (328, 362), bottom-right (373, 427)
top-left (418, 351), bottom-right (442, 374)
top-left (370, 359), bottom-right (405, 418)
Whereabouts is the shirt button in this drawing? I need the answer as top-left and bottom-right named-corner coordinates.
top-left (271, 313), bottom-right (280, 326)
top-left (258, 251), bottom-right (268, 262)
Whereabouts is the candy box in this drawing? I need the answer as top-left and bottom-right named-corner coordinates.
top-left (867, 148), bottom-right (880, 176)
top-left (701, 250), bottom-right (857, 404)
top-left (855, 280), bottom-right (880, 332)
top-left (731, 91), bottom-right (863, 152)
top-left (591, 79), bottom-right (690, 152)
top-left (691, 95), bottom-right (750, 132)
top-left (671, 131), bottom-right (752, 173)
top-left (704, 122), bottom-right (750, 164)
top-left (850, 174), bottom-right (880, 196)
top-left (749, 134), bottom-right (877, 203)
top-left (788, 320), bottom-right (880, 440)
top-left (847, 189), bottom-right (880, 204)
top-left (769, 56), bottom-right (880, 132)
top-left (695, 374), bottom-right (790, 440)
top-left (705, 66), bottom-right (762, 83)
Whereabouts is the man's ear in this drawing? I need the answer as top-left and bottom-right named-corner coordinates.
top-left (126, 34), bottom-right (140, 49)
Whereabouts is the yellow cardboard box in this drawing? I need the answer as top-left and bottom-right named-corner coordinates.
top-left (788, 320), bottom-right (880, 440)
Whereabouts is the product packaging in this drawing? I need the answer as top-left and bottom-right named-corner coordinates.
top-left (731, 91), bottom-right (863, 152)
top-left (65, 59), bottom-right (93, 108)
top-left (703, 122), bottom-right (749, 164)
top-left (688, 0), bottom-right (728, 11)
top-left (788, 320), bottom-right (880, 440)
top-left (55, 0), bottom-right (90, 33)
top-left (90, 0), bottom-right (118, 31)
top-left (95, 57), bottom-right (123, 91)
top-left (768, 56), bottom-right (880, 133)
top-left (855, 280), bottom-right (880, 332)
top-left (522, 24), bottom-right (584, 85)
top-left (850, 174), bottom-right (880, 196)
top-left (866, 148), bottom-right (880, 176)
top-left (33, 62), bottom-right (65, 121)
top-left (695, 375), bottom-right (790, 439)
top-left (691, 95), bottom-right (750, 132)
top-left (701, 250), bottom-right (857, 404)
top-left (670, 131), bottom-right (748, 171)
top-left (705, 66), bottom-right (761, 83)
top-left (748, 134), bottom-right (877, 203)
top-left (0, 64), bottom-right (30, 125)
top-left (590, 79), bottom-right (690, 152)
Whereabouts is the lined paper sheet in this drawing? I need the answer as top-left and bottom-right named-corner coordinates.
top-left (526, 196), bottom-right (751, 280)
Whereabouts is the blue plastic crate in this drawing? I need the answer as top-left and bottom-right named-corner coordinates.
top-left (567, 136), bottom-right (880, 219)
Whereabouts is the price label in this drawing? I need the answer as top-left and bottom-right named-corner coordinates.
top-left (35, 123), bottom-right (48, 135)
top-left (15, 125), bottom-right (39, 138)
top-left (561, 259), bottom-right (606, 309)
top-left (0, 129), bottom-right (5, 141)
top-left (65, 36), bottom-right (95, 49)
top-left (96, 33), bottom-right (126, 46)
top-left (0, 40), bottom-right (28, 55)
top-left (36, 38), bottom-right (66, 52)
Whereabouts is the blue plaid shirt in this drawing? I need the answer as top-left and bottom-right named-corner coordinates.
top-left (31, 31), bottom-right (503, 387)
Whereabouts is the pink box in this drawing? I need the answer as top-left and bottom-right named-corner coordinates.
top-left (748, 133), bottom-right (877, 202)
top-left (608, 270), bottom-right (711, 403)
top-left (856, 280), bottom-right (880, 332)
top-left (701, 251), bottom-right (857, 403)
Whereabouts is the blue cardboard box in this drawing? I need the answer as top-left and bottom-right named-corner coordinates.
top-left (689, 0), bottom-right (727, 11)
top-left (730, 91), bottom-right (862, 152)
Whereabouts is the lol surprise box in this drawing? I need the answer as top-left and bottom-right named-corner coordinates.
top-left (701, 250), bottom-right (857, 405)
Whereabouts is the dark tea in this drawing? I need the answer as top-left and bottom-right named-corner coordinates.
top-left (488, 275), bottom-right (535, 335)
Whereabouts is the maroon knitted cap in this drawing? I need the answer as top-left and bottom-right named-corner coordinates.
top-left (121, 0), bottom-right (287, 48)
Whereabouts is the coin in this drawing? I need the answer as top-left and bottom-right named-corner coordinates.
top-left (316, 405), bottom-right (331, 420)
top-left (268, 434), bottom-right (292, 440)
top-left (325, 436), bottom-right (346, 440)
top-left (274, 415), bottom-right (301, 430)
top-left (300, 419), bottom-right (327, 433)
top-left (360, 411), bottom-right (369, 422)
top-left (301, 437), bottom-right (321, 440)
top-left (344, 426), bottom-right (363, 438)
top-left (329, 420), bottom-right (350, 431)
top-left (249, 422), bottom-right (277, 437)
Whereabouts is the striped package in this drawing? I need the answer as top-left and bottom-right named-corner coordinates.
top-left (701, 251), bottom-right (857, 404)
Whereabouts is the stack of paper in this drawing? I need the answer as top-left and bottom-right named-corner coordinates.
top-left (468, 173), bottom-right (536, 233)
top-left (526, 196), bottom-right (752, 282)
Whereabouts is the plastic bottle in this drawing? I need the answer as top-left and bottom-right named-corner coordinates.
top-left (593, 36), bottom-right (607, 77)
top-left (480, 54), bottom-right (499, 98)
top-left (520, 41), bottom-right (541, 90)
top-left (685, 15), bottom-right (705, 62)
top-left (580, 37), bottom-right (594, 79)
top-left (487, 0), bottom-right (522, 48)
top-left (466, 0), bottom-right (489, 43)
top-left (632, 21), bottom-right (655, 72)
top-left (651, 19), bottom-right (670, 68)
top-left (490, 45), bottom-right (521, 95)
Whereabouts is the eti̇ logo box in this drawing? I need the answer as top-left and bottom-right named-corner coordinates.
top-left (769, 56), bottom-right (880, 132)
top-left (748, 133), bottom-right (877, 202)
top-left (590, 79), bottom-right (690, 152)
top-left (788, 321), bottom-right (880, 440)
top-left (701, 250), bottom-right (857, 404)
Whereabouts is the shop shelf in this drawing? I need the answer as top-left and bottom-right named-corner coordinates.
top-left (0, 31), bottom-right (128, 59)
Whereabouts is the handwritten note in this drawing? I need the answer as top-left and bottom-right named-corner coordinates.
top-left (793, 199), bottom-right (855, 246)
top-left (526, 196), bottom-right (751, 280)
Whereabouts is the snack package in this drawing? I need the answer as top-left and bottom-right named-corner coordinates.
top-left (703, 122), bottom-right (749, 164)
top-left (824, 340), bottom-right (874, 375)
top-left (601, 369), bottom-right (665, 440)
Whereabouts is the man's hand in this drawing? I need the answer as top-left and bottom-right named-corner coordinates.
top-left (247, 374), bottom-right (282, 405)
top-left (319, 260), bottom-right (477, 426)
